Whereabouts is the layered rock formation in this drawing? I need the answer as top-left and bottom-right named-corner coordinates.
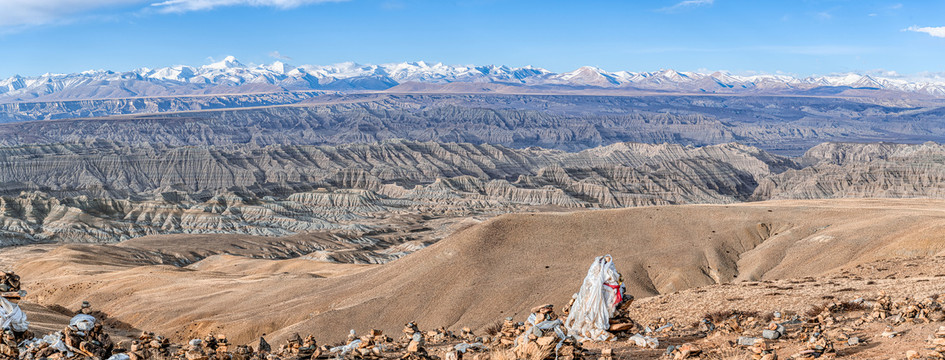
top-left (0, 140), bottom-right (792, 196)
top-left (0, 140), bottom-right (795, 245)
top-left (5, 136), bottom-right (945, 251)
top-left (0, 92), bottom-right (321, 122)
top-left (753, 142), bottom-right (945, 199)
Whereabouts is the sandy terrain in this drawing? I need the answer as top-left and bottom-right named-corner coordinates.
top-left (4, 198), bottom-right (945, 352)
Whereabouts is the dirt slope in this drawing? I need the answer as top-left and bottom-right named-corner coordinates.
top-left (7, 199), bottom-right (945, 345)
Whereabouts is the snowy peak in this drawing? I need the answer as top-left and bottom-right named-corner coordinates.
top-left (146, 66), bottom-right (197, 81)
top-left (204, 56), bottom-right (245, 70)
top-left (656, 69), bottom-right (689, 81)
top-left (267, 61), bottom-right (291, 74)
top-left (555, 66), bottom-right (621, 86)
top-left (4, 59), bottom-right (945, 102)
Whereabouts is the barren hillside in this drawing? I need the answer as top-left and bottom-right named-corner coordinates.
top-left (6, 199), bottom-right (945, 346)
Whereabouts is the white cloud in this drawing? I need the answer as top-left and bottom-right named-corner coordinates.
top-left (675, 0), bottom-right (713, 7)
top-left (269, 51), bottom-right (292, 61)
top-left (658, 0), bottom-right (713, 12)
top-left (150, 0), bottom-right (345, 13)
top-left (0, 0), bottom-right (144, 27)
top-left (0, 0), bottom-right (345, 29)
top-left (906, 25), bottom-right (945, 38)
top-left (865, 69), bottom-right (901, 78)
top-left (381, 0), bottom-right (405, 10)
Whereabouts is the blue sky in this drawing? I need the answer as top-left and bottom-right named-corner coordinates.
top-left (1, 0), bottom-right (944, 78)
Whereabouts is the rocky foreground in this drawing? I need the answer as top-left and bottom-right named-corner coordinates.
top-left (3, 199), bottom-right (945, 360)
top-left (3, 254), bottom-right (945, 360)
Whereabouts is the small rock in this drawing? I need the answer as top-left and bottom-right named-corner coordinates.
top-left (536, 336), bottom-right (555, 347)
top-left (664, 345), bottom-right (676, 356)
top-left (737, 336), bottom-right (761, 347)
top-left (880, 330), bottom-right (901, 338)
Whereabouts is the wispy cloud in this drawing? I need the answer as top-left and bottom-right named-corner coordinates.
top-left (0, 0), bottom-right (345, 30)
top-left (905, 25), bottom-right (945, 38)
top-left (380, 0), bottom-right (404, 10)
top-left (268, 51), bottom-right (292, 61)
top-left (0, 0), bottom-right (144, 28)
top-left (658, 0), bottom-right (713, 12)
top-left (150, 0), bottom-right (345, 13)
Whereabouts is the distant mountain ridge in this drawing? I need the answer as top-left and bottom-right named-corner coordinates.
top-left (4, 93), bottom-right (938, 155)
top-left (4, 57), bottom-right (945, 102)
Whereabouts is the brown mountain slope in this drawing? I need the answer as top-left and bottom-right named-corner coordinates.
top-left (8, 199), bottom-right (945, 345)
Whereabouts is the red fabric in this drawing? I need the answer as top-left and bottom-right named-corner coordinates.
top-left (604, 283), bottom-right (622, 306)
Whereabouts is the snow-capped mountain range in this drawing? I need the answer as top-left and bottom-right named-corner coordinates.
top-left (3, 56), bottom-right (945, 102)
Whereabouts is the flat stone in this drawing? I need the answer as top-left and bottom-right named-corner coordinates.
top-left (762, 330), bottom-right (780, 340)
top-left (609, 322), bottom-right (634, 332)
top-left (737, 337), bottom-right (760, 347)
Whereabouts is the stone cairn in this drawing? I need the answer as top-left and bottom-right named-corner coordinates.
top-left (6, 270), bottom-right (945, 360)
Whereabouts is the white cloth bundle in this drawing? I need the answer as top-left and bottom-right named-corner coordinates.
top-left (69, 314), bottom-right (96, 331)
top-left (564, 255), bottom-right (623, 341)
top-left (329, 339), bottom-right (361, 356)
top-left (0, 297), bottom-right (28, 332)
